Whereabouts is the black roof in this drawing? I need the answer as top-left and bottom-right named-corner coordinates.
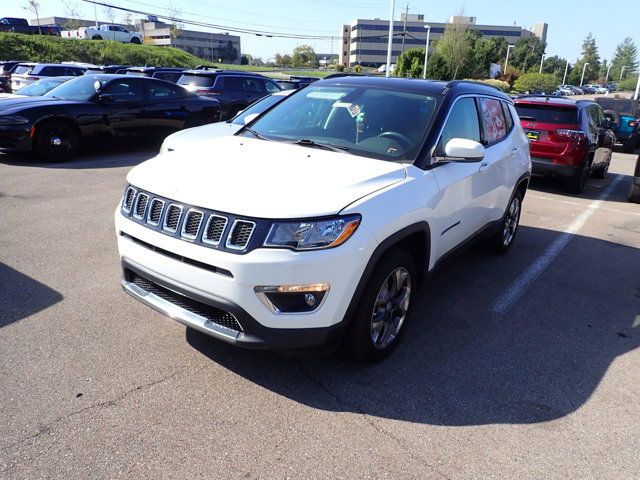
top-left (180, 69), bottom-right (265, 77)
top-left (125, 67), bottom-right (185, 72)
top-left (317, 77), bottom-right (512, 101)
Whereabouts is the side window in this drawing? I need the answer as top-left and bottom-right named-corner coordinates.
top-left (103, 79), bottom-right (145, 101)
top-left (244, 78), bottom-right (265, 93)
top-left (265, 80), bottom-right (280, 94)
top-left (596, 107), bottom-right (606, 127)
top-left (148, 82), bottom-right (176, 100)
top-left (436, 97), bottom-right (480, 154)
top-left (501, 101), bottom-right (514, 132)
top-left (478, 97), bottom-right (507, 144)
top-left (224, 76), bottom-right (244, 90)
top-left (587, 106), bottom-right (599, 128)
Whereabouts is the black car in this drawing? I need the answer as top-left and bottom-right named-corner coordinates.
top-left (84, 65), bottom-right (132, 75)
top-left (0, 61), bottom-right (28, 93)
top-left (0, 75), bottom-right (220, 161)
top-left (176, 70), bottom-right (282, 120)
top-left (125, 67), bottom-right (185, 83)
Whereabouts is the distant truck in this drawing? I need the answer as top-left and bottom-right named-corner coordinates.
top-left (0, 17), bottom-right (58, 35)
top-left (61, 24), bottom-right (143, 44)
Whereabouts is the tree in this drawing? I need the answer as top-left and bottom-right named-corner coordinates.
top-left (610, 38), bottom-right (638, 81)
top-left (470, 35), bottom-right (508, 78)
top-left (166, 3), bottom-right (183, 40)
top-left (395, 48), bottom-right (426, 78)
top-left (274, 53), bottom-right (292, 68)
top-left (103, 6), bottom-right (116, 25)
top-left (435, 21), bottom-right (473, 79)
top-left (509, 36), bottom-right (546, 73)
top-left (121, 11), bottom-right (133, 29)
top-left (241, 53), bottom-right (252, 65)
top-left (291, 45), bottom-right (317, 68)
top-left (568, 33), bottom-right (600, 84)
top-left (23, 0), bottom-right (42, 35)
top-left (541, 55), bottom-right (568, 79)
top-left (61, 1), bottom-right (85, 31)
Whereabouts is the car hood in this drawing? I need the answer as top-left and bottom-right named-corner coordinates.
top-left (0, 96), bottom-right (81, 112)
top-left (128, 135), bottom-right (407, 218)
top-left (162, 122), bottom-right (241, 151)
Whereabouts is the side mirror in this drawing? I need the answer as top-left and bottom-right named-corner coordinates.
top-left (243, 112), bottom-right (259, 125)
top-left (444, 138), bottom-right (485, 161)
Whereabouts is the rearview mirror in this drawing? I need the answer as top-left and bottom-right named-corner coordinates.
top-left (444, 138), bottom-right (485, 161)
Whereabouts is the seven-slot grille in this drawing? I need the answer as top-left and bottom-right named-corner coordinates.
top-left (122, 187), bottom-right (257, 253)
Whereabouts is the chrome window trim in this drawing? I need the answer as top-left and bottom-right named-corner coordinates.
top-left (162, 203), bottom-right (183, 233)
top-left (202, 214), bottom-right (229, 246)
top-left (146, 198), bottom-right (165, 227)
top-left (180, 209), bottom-right (205, 240)
top-left (132, 192), bottom-right (149, 220)
top-left (225, 219), bottom-right (256, 250)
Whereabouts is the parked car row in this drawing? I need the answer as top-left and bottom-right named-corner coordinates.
top-left (556, 83), bottom-right (617, 96)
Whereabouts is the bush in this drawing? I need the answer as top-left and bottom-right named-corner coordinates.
top-left (353, 64), bottom-right (362, 73)
top-left (336, 64), bottom-right (345, 72)
top-left (512, 73), bottom-right (558, 93)
top-left (618, 76), bottom-right (638, 91)
top-left (0, 32), bottom-right (205, 68)
top-left (464, 78), bottom-right (511, 92)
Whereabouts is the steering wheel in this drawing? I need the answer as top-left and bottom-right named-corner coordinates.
top-left (377, 131), bottom-right (412, 149)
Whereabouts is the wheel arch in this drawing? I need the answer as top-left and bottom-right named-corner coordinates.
top-left (341, 222), bottom-right (431, 327)
top-left (32, 116), bottom-right (81, 138)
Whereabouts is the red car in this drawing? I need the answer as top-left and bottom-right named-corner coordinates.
top-left (514, 96), bottom-right (615, 193)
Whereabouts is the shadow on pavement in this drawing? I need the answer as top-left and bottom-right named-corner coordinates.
top-left (0, 263), bottom-right (63, 327)
top-left (0, 142), bottom-right (158, 170)
top-left (186, 226), bottom-right (640, 425)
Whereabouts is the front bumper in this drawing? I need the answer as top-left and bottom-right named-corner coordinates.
top-left (0, 125), bottom-right (32, 151)
top-left (116, 211), bottom-right (376, 350)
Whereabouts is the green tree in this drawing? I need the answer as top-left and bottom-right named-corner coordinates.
top-left (568, 33), bottom-right (600, 84)
top-left (541, 55), bottom-right (568, 79)
top-left (512, 73), bottom-right (558, 93)
top-left (435, 21), bottom-right (474, 79)
top-left (395, 48), bottom-right (426, 78)
top-left (610, 38), bottom-right (638, 81)
top-left (509, 36), bottom-right (546, 73)
top-left (470, 35), bottom-right (508, 78)
top-left (274, 53), bottom-right (291, 68)
top-left (291, 45), bottom-right (317, 68)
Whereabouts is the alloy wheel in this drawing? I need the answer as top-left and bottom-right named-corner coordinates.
top-left (370, 267), bottom-right (411, 350)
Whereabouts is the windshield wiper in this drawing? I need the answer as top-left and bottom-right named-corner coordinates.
top-left (243, 127), bottom-right (271, 141)
top-left (294, 139), bottom-right (350, 152)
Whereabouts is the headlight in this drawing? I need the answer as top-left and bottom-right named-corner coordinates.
top-left (0, 116), bottom-right (29, 125)
top-left (264, 214), bottom-right (361, 250)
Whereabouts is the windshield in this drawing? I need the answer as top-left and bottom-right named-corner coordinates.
top-left (239, 84), bottom-right (438, 162)
top-left (230, 93), bottom-right (287, 125)
top-left (16, 77), bottom-right (69, 96)
top-left (43, 76), bottom-right (100, 101)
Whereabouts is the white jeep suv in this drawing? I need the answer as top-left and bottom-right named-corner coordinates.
top-left (116, 77), bottom-right (531, 361)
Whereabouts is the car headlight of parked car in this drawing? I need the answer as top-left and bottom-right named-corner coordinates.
top-left (0, 116), bottom-right (30, 125)
top-left (264, 214), bottom-right (361, 250)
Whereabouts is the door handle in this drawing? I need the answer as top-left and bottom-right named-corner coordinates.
top-left (512, 147), bottom-right (520, 152)
top-left (478, 161), bottom-right (489, 172)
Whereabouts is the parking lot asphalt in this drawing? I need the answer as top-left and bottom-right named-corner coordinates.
top-left (1, 145), bottom-right (639, 479)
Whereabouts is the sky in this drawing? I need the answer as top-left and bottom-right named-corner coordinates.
top-left (6, 0), bottom-right (640, 65)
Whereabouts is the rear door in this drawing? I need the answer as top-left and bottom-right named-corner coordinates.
top-left (99, 78), bottom-right (148, 136)
top-left (430, 96), bottom-right (491, 259)
top-left (142, 80), bottom-right (193, 136)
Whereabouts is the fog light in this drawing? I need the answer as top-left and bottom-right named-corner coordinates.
top-left (255, 284), bottom-right (329, 314)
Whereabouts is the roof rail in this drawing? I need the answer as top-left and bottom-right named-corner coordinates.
top-left (440, 79), bottom-right (500, 95)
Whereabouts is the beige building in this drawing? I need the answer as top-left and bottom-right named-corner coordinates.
top-left (340, 15), bottom-right (548, 67)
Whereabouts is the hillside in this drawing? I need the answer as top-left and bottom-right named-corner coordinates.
top-left (0, 32), bottom-right (209, 68)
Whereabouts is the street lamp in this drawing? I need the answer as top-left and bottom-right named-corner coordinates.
top-left (422, 25), bottom-right (431, 79)
top-left (634, 74), bottom-right (640, 100)
top-left (605, 64), bottom-right (612, 83)
top-left (384, 0), bottom-right (396, 78)
top-left (539, 53), bottom-right (546, 74)
top-left (562, 60), bottom-right (570, 85)
top-left (580, 62), bottom-right (589, 87)
top-left (620, 66), bottom-right (627, 80)
top-left (504, 45), bottom-right (514, 74)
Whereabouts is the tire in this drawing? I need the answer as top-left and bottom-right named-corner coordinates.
top-left (33, 121), bottom-right (79, 162)
top-left (630, 182), bottom-right (640, 203)
top-left (92, 35), bottom-right (102, 40)
top-left (346, 249), bottom-right (415, 362)
top-left (592, 150), bottom-right (611, 179)
top-left (130, 37), bottom-right (141, 44)
top-left (622, 137), bottom-right (635, 153)
top-left (486, 189), bottom-right (523, 254)
top-left (567, 158), bottom-right (590, 194)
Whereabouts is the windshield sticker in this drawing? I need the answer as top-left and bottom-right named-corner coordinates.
top-left (307, 91), bottom-right (347, 100)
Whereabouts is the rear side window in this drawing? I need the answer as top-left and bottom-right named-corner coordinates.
top-left (436, 97), bottom-right (480, 154)
top-left (478, 97), bottom-right (507, 144)
top-left (13, 65), bottom-right (33, 75)
top-left (178, 74), bottom-right (215, 87)
top-left (514, 104), bottom-right (578, 125)
top-left (224, 76), bottom-right (246, 90)
top-left (265, 80), bottom-right (281, 93)
top-left (501, 102), bottom-right (514, 132)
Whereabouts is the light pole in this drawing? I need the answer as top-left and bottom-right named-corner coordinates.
top-left (580, 62), bottom-right (589, 87)
top-left (384, 0), bottom-right (396, 78)
top-left (634, 74), bottom-right (640, 100)
top-left (539, 54), bottom-right (546, 74)
top-left (605, 64), bottom-right (612, 83)
top-left (620, 66), bottom-right (627, 80)
top-left (562, 60), bottom-right (569, 85)
top-left (422, 25), bottom-right (431, 79)
top-left (504, 45), bottom-right (514, 74)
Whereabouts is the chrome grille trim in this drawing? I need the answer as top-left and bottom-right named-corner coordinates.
top-left (133, 193), bottom-right (149, 220)
top-left (146, 199), bottom-right (165, 226)
top-left (163, 204), bottom-right (183, 233)
top-left (226, 220), bottom-right (256, 250)
top-left (202, 214), bottom-right (228, 246)
top-left (180, 209), bottom-right (204, 240)
top-left (122, 187), bottom-right (137, 213)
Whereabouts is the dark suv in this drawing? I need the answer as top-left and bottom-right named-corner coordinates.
top-left (125, 67), bottom-right (185, 83)
top-left (514, 96), bottom-right (615, 193)
top-left (177, 70), bottom-right (282, 120)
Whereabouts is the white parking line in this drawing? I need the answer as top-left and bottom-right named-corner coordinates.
top-left (528, 193), bottom-right (640, 217)
top-left (492, 174), bottom-right (625, 315)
